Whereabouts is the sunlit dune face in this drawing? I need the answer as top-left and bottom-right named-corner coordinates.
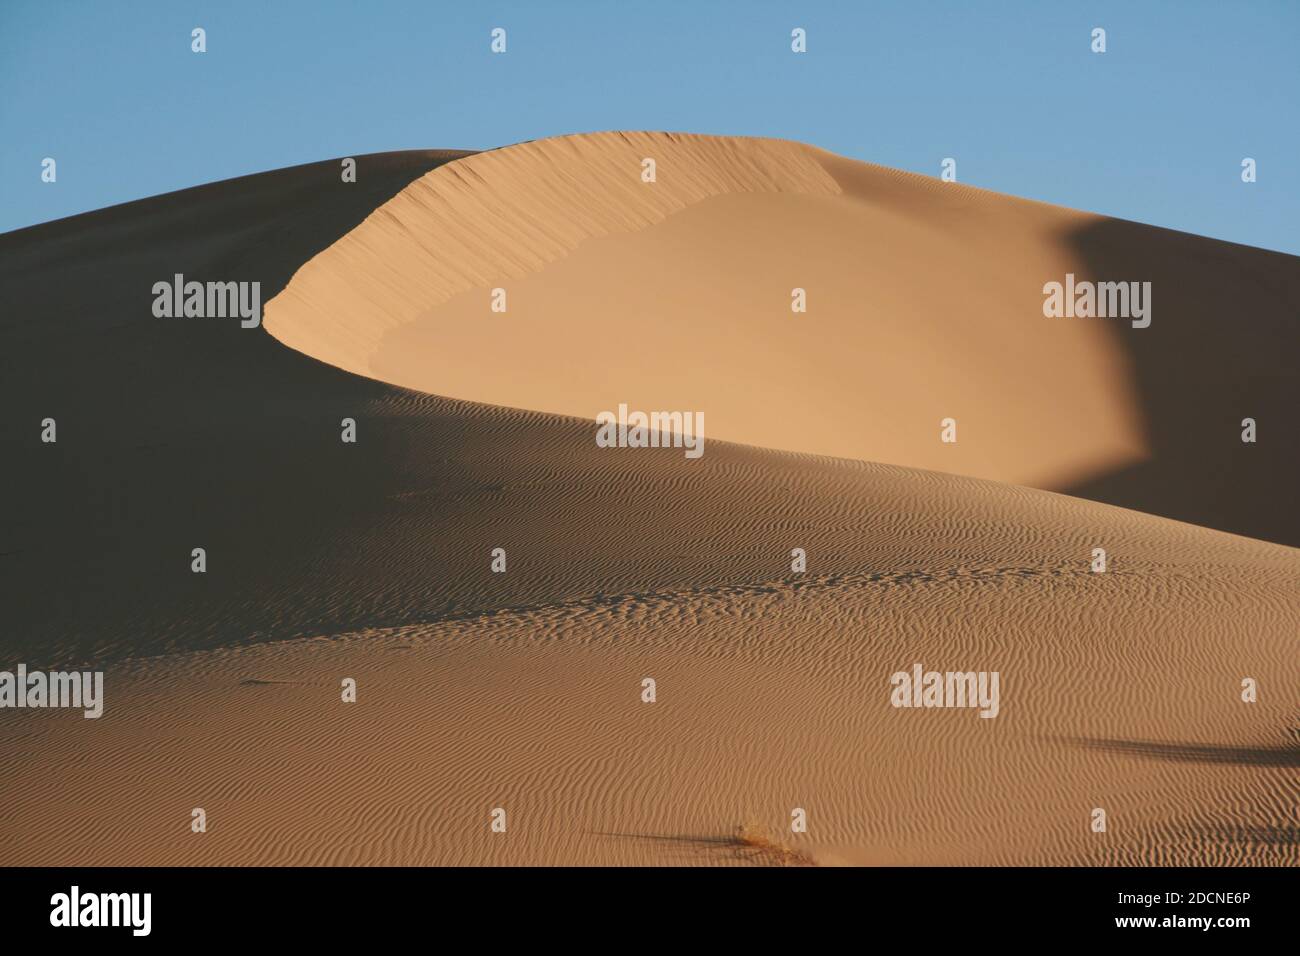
top-left (266, 131), bottom-right (1148, 487)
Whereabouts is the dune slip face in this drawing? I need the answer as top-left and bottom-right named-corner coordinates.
top-left (2, 133), bottom-right (1297, 868)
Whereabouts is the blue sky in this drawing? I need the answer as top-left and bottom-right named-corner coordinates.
top-left (2, 0), bottom-right (1297, 253)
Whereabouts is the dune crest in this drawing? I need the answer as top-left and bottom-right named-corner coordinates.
top-left (265, 131), bottom-right (842, 370)
top-left (265, 131), bottom-right (1300, 545)
top-left (265, 131), bottom-right (1148, 497)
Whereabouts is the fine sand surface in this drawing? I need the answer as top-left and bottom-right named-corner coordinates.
top-left (0, 134), bottom-right (1296, 866)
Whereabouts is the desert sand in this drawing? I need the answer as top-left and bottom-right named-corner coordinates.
top-left (0, 133), bottom-right (1295, 866)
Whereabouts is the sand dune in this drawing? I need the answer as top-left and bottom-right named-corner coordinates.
top-left (3, 464), bottom-right (1296, 866)
top-left (266, 131), bottom-right (1300, 545)
top-left (1, 134), bottom-right (1295, 866)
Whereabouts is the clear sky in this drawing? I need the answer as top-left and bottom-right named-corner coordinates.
top-left (2, 0), bottom-right (1297, 253)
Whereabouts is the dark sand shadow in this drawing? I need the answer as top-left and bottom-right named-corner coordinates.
top-left (1064, 735), bottom-right (1300, 768)
top-left (592, 830), bottom-right (814, 866)
top-left (0, 151), bottom-right (473, 664)
top-left (1169, 824), bottom-right (1300, 847)
top-left (1063, 219), bottom-right (1300, 546)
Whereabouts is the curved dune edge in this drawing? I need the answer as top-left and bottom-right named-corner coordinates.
top-left (265, 130), bottom-right (1150, 495)
top-left (264, 131), bottom-right (1300, 546)
top-left (265, 132), bottom-right (844, 370)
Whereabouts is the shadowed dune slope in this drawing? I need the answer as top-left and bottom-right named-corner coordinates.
top-left (1, 140), bottom-right (1296, 866)
top-left (266, 131), bottom-right (1300, 545)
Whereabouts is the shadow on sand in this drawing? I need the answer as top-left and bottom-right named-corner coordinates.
top-left (1062, 218), bottom-right (1300, 547)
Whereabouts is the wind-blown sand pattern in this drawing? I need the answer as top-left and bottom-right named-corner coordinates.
top-left (1, 133), bottom-right (1296, 866)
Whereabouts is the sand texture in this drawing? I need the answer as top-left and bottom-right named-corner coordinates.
top-left (1, 134), bottom-right (1295, 866)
